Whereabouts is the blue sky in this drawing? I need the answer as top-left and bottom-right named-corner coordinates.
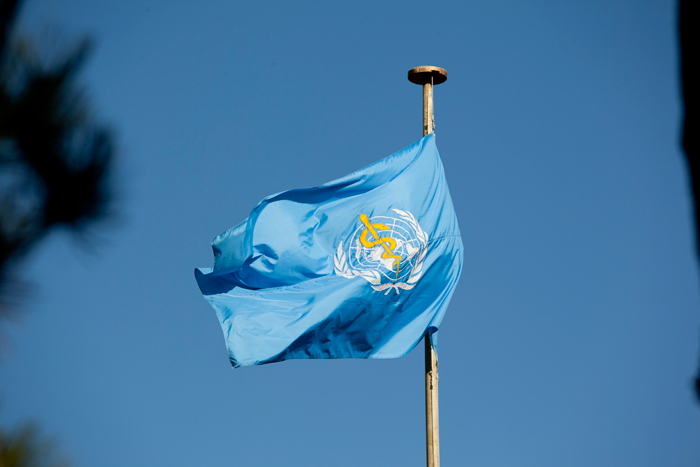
top-left (2, 1), bottom-right (699, 466)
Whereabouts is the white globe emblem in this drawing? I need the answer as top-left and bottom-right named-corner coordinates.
top-left (334, 209), bottom-right (428, 294)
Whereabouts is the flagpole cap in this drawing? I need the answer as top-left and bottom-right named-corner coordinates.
top-left (408, 66), bottom-right (447, 85)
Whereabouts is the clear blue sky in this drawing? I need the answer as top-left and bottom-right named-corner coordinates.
top-left (2, 1), bottom-right (698, 466)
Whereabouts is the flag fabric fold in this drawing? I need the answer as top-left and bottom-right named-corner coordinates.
top-left (195, 134), bottom-right (462, 368)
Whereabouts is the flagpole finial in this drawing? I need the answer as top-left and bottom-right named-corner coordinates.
top-left (408, 66), bottom-right (447, 85)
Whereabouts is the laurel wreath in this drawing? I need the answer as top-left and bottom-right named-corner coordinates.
top-left (334, 209), bottom-right (428, 295)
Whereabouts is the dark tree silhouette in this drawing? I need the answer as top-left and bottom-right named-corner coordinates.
top-left (679, 0), bottom-right (700, 401)
top-left (1, 1), bottom-right (114, 462)
top-left (0, 0), bottom-right (115, 314)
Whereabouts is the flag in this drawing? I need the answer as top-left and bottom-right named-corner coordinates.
top-left (195, 134), bottom-right (463, 368)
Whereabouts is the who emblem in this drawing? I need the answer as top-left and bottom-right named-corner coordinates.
top-left (334, 209), bottom-right (429, 294)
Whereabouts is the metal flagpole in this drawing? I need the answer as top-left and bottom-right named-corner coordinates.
top-left (408, 65), bottom-right (447, 467)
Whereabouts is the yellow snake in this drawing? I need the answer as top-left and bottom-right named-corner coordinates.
top-left (359, 213), bottom-right (401, 278)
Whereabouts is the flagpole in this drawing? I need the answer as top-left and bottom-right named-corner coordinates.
top-left (408, 65), bottom-right (447, 467)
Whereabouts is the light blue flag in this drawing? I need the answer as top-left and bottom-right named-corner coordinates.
top-left (195, 134), bottom-right (462, 368)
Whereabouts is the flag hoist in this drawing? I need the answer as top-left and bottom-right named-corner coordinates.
top-left (409, 65), bottom-right (448, 467)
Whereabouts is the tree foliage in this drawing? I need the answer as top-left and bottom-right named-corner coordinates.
top-left (0, 0), bottom-right (115, 312)
top-left (0, 0), bottom-right (113, 463)
top-left (0, 423), bottom-right (71, 467)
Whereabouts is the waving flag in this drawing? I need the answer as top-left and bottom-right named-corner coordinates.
top-left (195, 134), bottom-right (462, 367)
